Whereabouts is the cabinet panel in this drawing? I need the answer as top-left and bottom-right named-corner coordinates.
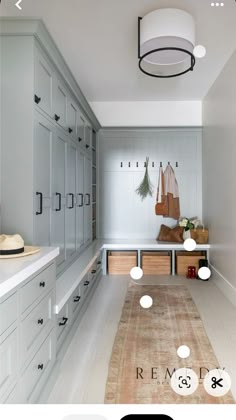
top-left (34, 48), bottom-right (53, 117)
top-left (77, 112), bottom-right (85, 147)
top-left (0, 292), bottom-right (17, 337)
top-left (51, 132), bottom-right (66, 267)
top-left (85, 123), bottom-right (92, 150)
top-left (84, 156), bottom-right (92, 245)
top-left (76, 151), bottom-right (85, 250)
top-left (68, 100), bottom-right (77, 138)
top-left (34, 115), bottom-right (52, 246)
top-left (53, 78), bottom-right (67, 130)
top-left (66, 144), bottom-right (77, 259)
top-left (0, 330), bottom-right (17, 399)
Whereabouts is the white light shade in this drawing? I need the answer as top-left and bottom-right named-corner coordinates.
top-left (140, 8), bottom-right (195, 65)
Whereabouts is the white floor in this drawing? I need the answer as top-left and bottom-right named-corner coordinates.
top-left (47, 274), bottom-right (236, 403)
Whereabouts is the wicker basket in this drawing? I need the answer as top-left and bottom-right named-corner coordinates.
top-left (190, 227), bottom-right (209, 244)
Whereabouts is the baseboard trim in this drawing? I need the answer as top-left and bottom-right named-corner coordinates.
top-left (211, 264), bottom-right (236, 308)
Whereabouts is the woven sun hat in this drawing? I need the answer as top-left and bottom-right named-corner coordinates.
top-left (0, 234), bottom-right (40, 259)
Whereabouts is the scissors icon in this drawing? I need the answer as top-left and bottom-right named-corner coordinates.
top-left (211, 377), bottom-right (223, 389)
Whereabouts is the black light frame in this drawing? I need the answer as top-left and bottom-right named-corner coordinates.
top-left (138, 17), bottom-right (196, 78)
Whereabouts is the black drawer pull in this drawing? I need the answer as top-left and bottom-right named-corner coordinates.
top-left (73, 296), bottom-right (81, 302)
top-left (67, 193), bottom-right (75, 209)
top-left (34, 94), bottom-right (41, 104)
top-left (97, 261), bottom-right (102, 265)
top-left (77, 193), bottom-right (84, 207)
top-left (54, 114), bottom-right (60, 122)
top-left (68, 127), bottom-right (73, 134)
top-left (38, 318), bottom-right (44, 325)
top-left (78, 137), bottom-right (82, 142)
top-left (85, 193), bottom-right (90, 206)
top-left (39, 281), bottom-right (45, 288)
top-left (84, 281), bottom-right (90, 286)
top-left (55, 192), bottom-right (62, 211)
top-left (38, 364), bottom-right (44, 370)
top-left (36, 192), bottom-right (43, 215)
top-left (91, 270), bottom-right (97, 274)
top-left (86, 144), bottom-right (89, 149)
top-left (59, 317), bottom-right (68, 326)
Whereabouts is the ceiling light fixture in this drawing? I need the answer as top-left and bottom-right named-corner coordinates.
top-left (138, 8), bottom-right (198, 78)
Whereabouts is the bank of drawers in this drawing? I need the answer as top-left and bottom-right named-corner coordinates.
top-left (0, 292), bottom-right (17, 336)
top-left (0, 329), bottom-right (18, 401)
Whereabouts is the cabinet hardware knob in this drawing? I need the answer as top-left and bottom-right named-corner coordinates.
top-left (78, 137), bottom-right (82, 142)
top-left (84, 281), bottom-right (90, 286)
top-left (38, 364), bottom-right (44, 370)
top-left (36, 192), bottom-right (43, 215)
top-left (34, 94), bottom-right (41, 104)
top-left (86, 144), bottom-right (89, 149)
top-left (73, 296), bottom-right (81, 302)
top-left (97, 261), bottom-right (101, 265)
top-left (68, 128), bottom-right (73, 134)
top-left (38, 318), bottom-right (44, 325)
top-left (39, 281), bottom-right (45, 288)
top-left (54, 114), bottom-right (60, 122)
top-left (59, 317), bottom-right (68, 326)
top-left (91, 270), bottom-right (97, 274)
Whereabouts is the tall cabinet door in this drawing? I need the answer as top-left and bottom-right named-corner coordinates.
top-left (76, 150), bottom-right (84, 250)
top-left (84, 156), bottom-right (92, 245)
top-left (66, 143), bottom-right (77, 260)
top-left (51, 130), bottom-right (66, 268)
top-left (33, 114), bottom-right (52, 246)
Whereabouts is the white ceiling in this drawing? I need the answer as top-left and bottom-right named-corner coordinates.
top-left (1, 0), bottom-right (236, 101)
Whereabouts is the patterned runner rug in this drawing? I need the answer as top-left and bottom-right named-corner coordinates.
top-left (104, 284), bottom-right (234, 404)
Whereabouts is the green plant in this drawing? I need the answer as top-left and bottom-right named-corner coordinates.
top-left (135, 157), bottom-right (153, 200)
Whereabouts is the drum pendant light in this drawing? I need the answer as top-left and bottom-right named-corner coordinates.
top-left (138, 8), bottom-right (196, 78)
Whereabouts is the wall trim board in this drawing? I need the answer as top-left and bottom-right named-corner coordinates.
top-left (211, 264), bottom-right (236, 308)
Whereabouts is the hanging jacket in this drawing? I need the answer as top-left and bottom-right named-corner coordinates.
top-left (163, 163), bottom-right (180, 220)
top-left (155, 166), bottom-right (168, 216)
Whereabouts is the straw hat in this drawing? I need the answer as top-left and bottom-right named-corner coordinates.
top-left (0, 234), bottom-right (40, 259)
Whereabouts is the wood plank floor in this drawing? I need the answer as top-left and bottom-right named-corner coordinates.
top-left (47, 275), bottom-right (236, 403)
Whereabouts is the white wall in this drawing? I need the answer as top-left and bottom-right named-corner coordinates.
top-left (98, 128), bottom-right (202, 239)
top-left (90, 101), bottom-right (202, 127)
top-left (203, 49), bottom-right (236, 307)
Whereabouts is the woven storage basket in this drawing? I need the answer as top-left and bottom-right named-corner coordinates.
top-left (190, 227), bottom-right (209, 244)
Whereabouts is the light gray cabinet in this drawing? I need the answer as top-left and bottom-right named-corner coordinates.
top-left (68, 98), bottom-right (77, 139)
top-left (53, 77), bottom-right (67, 130)
top-left (34, 47), bottom-right (53, 117)
top-left (84, 156), bottom-right (92, 245)
top-left (66, 143), bottom-right (77, 260)
top-left (76, 150), bottom-right (85, 250)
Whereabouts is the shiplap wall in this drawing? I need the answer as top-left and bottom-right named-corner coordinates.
top-left (98, 128), bottom-right (202, 239)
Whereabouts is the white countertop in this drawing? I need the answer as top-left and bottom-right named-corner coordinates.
top-left (100, 238), bottom-right (210, 249)
top-left (0, 247), bottom-right (59, 299)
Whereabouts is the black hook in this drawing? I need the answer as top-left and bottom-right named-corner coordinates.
top-left (120, 162), bottom-right (123, 168)
top-left (128, 162), bottom-right (131, 168)
top-left (144, 161), bottom-right (146, 167)
top-left (136, 162), bottom-right (139, 167)
top-left (176, 162), bottom-right (178, 168)
top-left (152, 162), bottom-right (154, 168)
top-left (160, 162), bottom-right (162, 168)
top-left (168, 161), bottom-right (170, 165)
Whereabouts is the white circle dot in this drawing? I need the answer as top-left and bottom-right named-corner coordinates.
top-left (177, 345), bottom-right (191, 359)
top-left (140, 295), bottom-right (153, 309)
top-left (130, 266), bottom-right (143, 281)
top-left (216, 2), bottom-right (220, 6)
top-left (211, 2), bottom-right (215, 5)
top-left (184, 238), bottom-right (197, 252)
top-left (193, 45), bottom-right (207, 58)
top-left (198, 266), bottom-right (211, 280)
top-left (221, 2), bottom-right (224, 5)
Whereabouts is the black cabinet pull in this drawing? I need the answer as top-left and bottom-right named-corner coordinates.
top-left (59, 317), bottom-right (68, 326)
top-left (77, 193), bottom-right (84, 207)
top-left (91, 269), bottom-right (97, 274)
top-left (68, 127), bottom-right (73, 134)
top-left (78, 137), bottom-right (82, 142)
top-left (67, 193), bottom-right (75, 209)
top-left (97, 261), bottom-right (102, 265)
top-left (85, 193), bottom-right (90, 206)
top-left (55, 192), bottom-right (62, 212)
top-left (38, 318), bottom-right (44, 325)
top-left (36, 192), bottom-right (43, 215)
top-left (38, 364), bottom-right (44, 370)
top-left (73, 296), bottom-right (81, 302)
top-left (86, 144), bottom-right (89, 149)
top-left (84, 281), bottom-right (90, 286)
top-left (39, 281), bottom-right (45, 288)
top-left (54, 114), bottom-right (60, 122)
top-left (34, 94), bottom-right (41, 104)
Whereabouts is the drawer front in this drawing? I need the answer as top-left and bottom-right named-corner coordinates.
top-left (108, 251), bottom-right (137, 275)
top-left (34, 48), bottom-right (54, 117)
top-left (80, 273), bottom-right (91, 297)
top-left (57, 302), bottom-right (70, 343)
top-left (20, 263), bottom-right (55, 313)
top-left (20, 330), bottom-right (56, 403)
top-left (0, 330), bottom-right (17, 399)
top-left (20, 291), bottom-right (54, 365)
top-left (70, 284), bottom-right (83, 317)
top-left (0, 292), bottom-right (17, 336)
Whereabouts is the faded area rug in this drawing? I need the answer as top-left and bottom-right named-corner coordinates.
top-left (104, 284), bottom-right (235, 404)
